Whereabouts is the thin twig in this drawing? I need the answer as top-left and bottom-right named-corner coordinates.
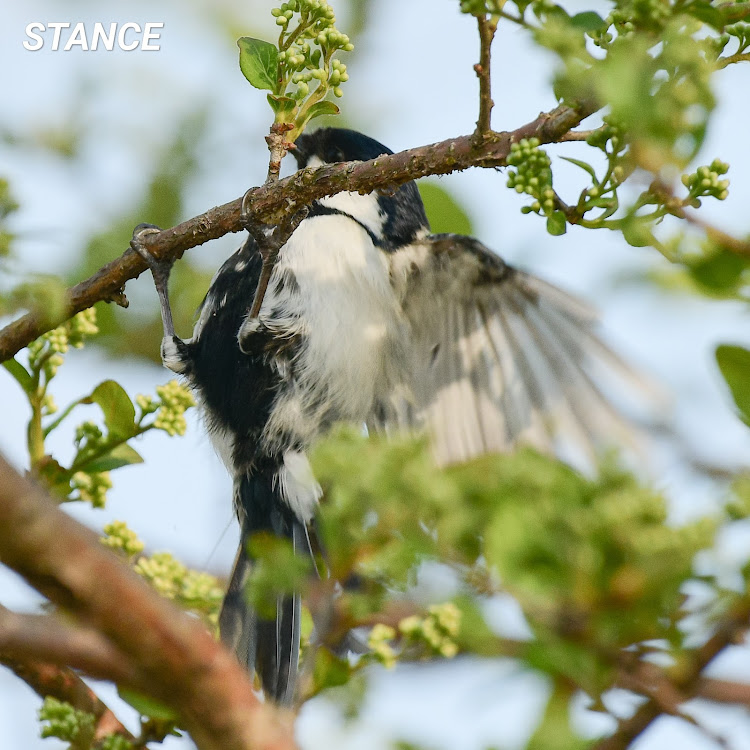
top-left (716, 52), bottom-right (750, 70)
top-left (265, 122), bottom-right (296, 183)
top-left (473, 15), bottom-right (498, 142)
top-left (650, 179), bottom-right (750, 258)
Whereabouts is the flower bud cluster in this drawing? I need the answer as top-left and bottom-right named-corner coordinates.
top-left (681, 159), bottom-right (730, 204)
top-left (134, 551), bottom-right (223, 622)
top-left (41, 393), bottom-right (57, 416)
top-left (506, 138), bottom-right (556, 216)
top-left (28, 309), bottom-right (99, 380)
top-left (102, 520), bottom-right (145, 558)
top-left (100, 735), bottom-right (135, 750)
top-left (67, 307), bottom-right (99, 348)
top-left (399, 602), bottom-right (462, 659)
top-left (273, 0), bottom-right (352, 103)
top-left (135, 393), bottom-right (159, 418)
top-left (367, 623), bottom-right (398, 668)
top-left (39, 697), bottom-right (95, 744)
top-left (586, 117), bottom-right (625, 153)
top-left (609, 0), bottom-right (670, 35)
top-left (71, 470), bottom-right (112, 508)
top-left (153, 380), bottom-right (195, 436)
top-left (74, 420), bottom-right (104, 449)
top-left (290, 58), bottom-right (349, 99)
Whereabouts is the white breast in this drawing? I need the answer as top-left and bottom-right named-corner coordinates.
top-left (257, 214), bottom-right (405, 449)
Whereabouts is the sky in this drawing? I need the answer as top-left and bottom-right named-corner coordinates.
top-left (1, 0), bottom-right (750, 748)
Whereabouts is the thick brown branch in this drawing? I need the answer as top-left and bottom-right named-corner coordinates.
top-left (0, 454), bottom-right (295, 750)
top-left (0, 651), bottom-right (134, 742)
top-left (0, 606), bottom-right (136, 685)
top-left (473, 15), bottom-right (498, 141)
top-left (0, 100), bottom-right (597, 363)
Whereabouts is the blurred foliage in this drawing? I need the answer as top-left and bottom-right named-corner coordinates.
top-left (418, 181), bottom-right (474, 236)
top-left (716, 344), bottom-right (750, 427)
top-left (0, 177), bottom-right (18, 258)
top-left (217, 425), bottom-right (750, 736)
top-left (60, 110), bottom-right (212, 364)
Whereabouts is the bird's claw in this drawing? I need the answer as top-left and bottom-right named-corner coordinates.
top-left (130, 223), bottom-right (174, 279)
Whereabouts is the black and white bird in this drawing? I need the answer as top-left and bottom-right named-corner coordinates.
top-left (132, 127), bottom-right (644, 706)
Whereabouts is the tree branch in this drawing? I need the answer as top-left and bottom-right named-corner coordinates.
top-left (0, 100), bottom-right (597, 363)
top-left (695, 677), bottom-right (750, 708)
top-left (0, 453), bottom-right (296, 750)
top-left (0, 606), bottom-right (136, 685)
top-left (595, 599), bottom-right (750, 750)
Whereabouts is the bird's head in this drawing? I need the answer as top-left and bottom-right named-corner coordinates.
top-left (292, 128), bottom-right (429, 250)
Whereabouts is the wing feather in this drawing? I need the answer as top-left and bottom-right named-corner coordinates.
top-left (372, 233), bottom-right (653, 468)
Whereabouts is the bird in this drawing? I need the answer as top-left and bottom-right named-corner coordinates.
top-left (131, 126), bottom-right (647, 706)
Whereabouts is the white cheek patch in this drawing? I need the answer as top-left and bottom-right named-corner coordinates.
top-left (304, 154), bottom-right (386, 239)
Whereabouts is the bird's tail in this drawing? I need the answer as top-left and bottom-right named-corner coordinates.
top-left (219, 472), bottom-right (313, 705)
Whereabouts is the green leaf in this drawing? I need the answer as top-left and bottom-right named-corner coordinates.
top-left (313, 648), bottom-right (352, 692)
top-left (237, 37), bottom-right (278, 91)
top-left (621, 219), bottom-right (654, 247)
top-left (546, 211), bottom-right (567, 236)
top-left (118, 688), bottom-right (177, 721)
top-left (570, 11), bottom-right (606, 32)
top-left (2, 358), bottom-right (33, 393)
top-left (84, 381), bottom-right (136, 440)
top-left (688, 247), bottom-right (747, 294)
top-left (267, 94), bottom-right (297, 117)
top-left (291, 99), bottom-right (339, 137)
top-left (686, 0), bottom-right (724, 29)
top-left (559, 156), bottom-right (598, 180)
top-left (716, 344), bottom-right (750, 426)
top-left (418, 182), bottom-right (474, 236)
top-left (304, 100), bottom-right (340, 120)
top-left (84, 444), bottom-right (144, 473)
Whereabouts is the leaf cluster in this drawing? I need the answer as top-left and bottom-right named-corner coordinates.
top-left (237, 0), bottom-right (353, 141)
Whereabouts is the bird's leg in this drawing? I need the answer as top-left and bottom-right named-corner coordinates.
top-left (238, 192), bottom-right (309, 351)
top-left (130, 223), bottom-right (176, 338)
top-left (130, 223), bottom-right (188, 373)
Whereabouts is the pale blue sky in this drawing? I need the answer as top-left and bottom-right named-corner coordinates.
top-left (2, 1), bottom-right (750, 748)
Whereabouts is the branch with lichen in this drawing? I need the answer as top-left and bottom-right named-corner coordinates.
top-left (0, 99), bottom-right (597, 363)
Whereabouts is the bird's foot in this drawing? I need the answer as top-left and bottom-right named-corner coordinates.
top-left (130, 223), bottom-right (174, 289)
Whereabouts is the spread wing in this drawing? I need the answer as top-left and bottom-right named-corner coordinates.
top-left (372, 233), bottom-right (653, 467)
